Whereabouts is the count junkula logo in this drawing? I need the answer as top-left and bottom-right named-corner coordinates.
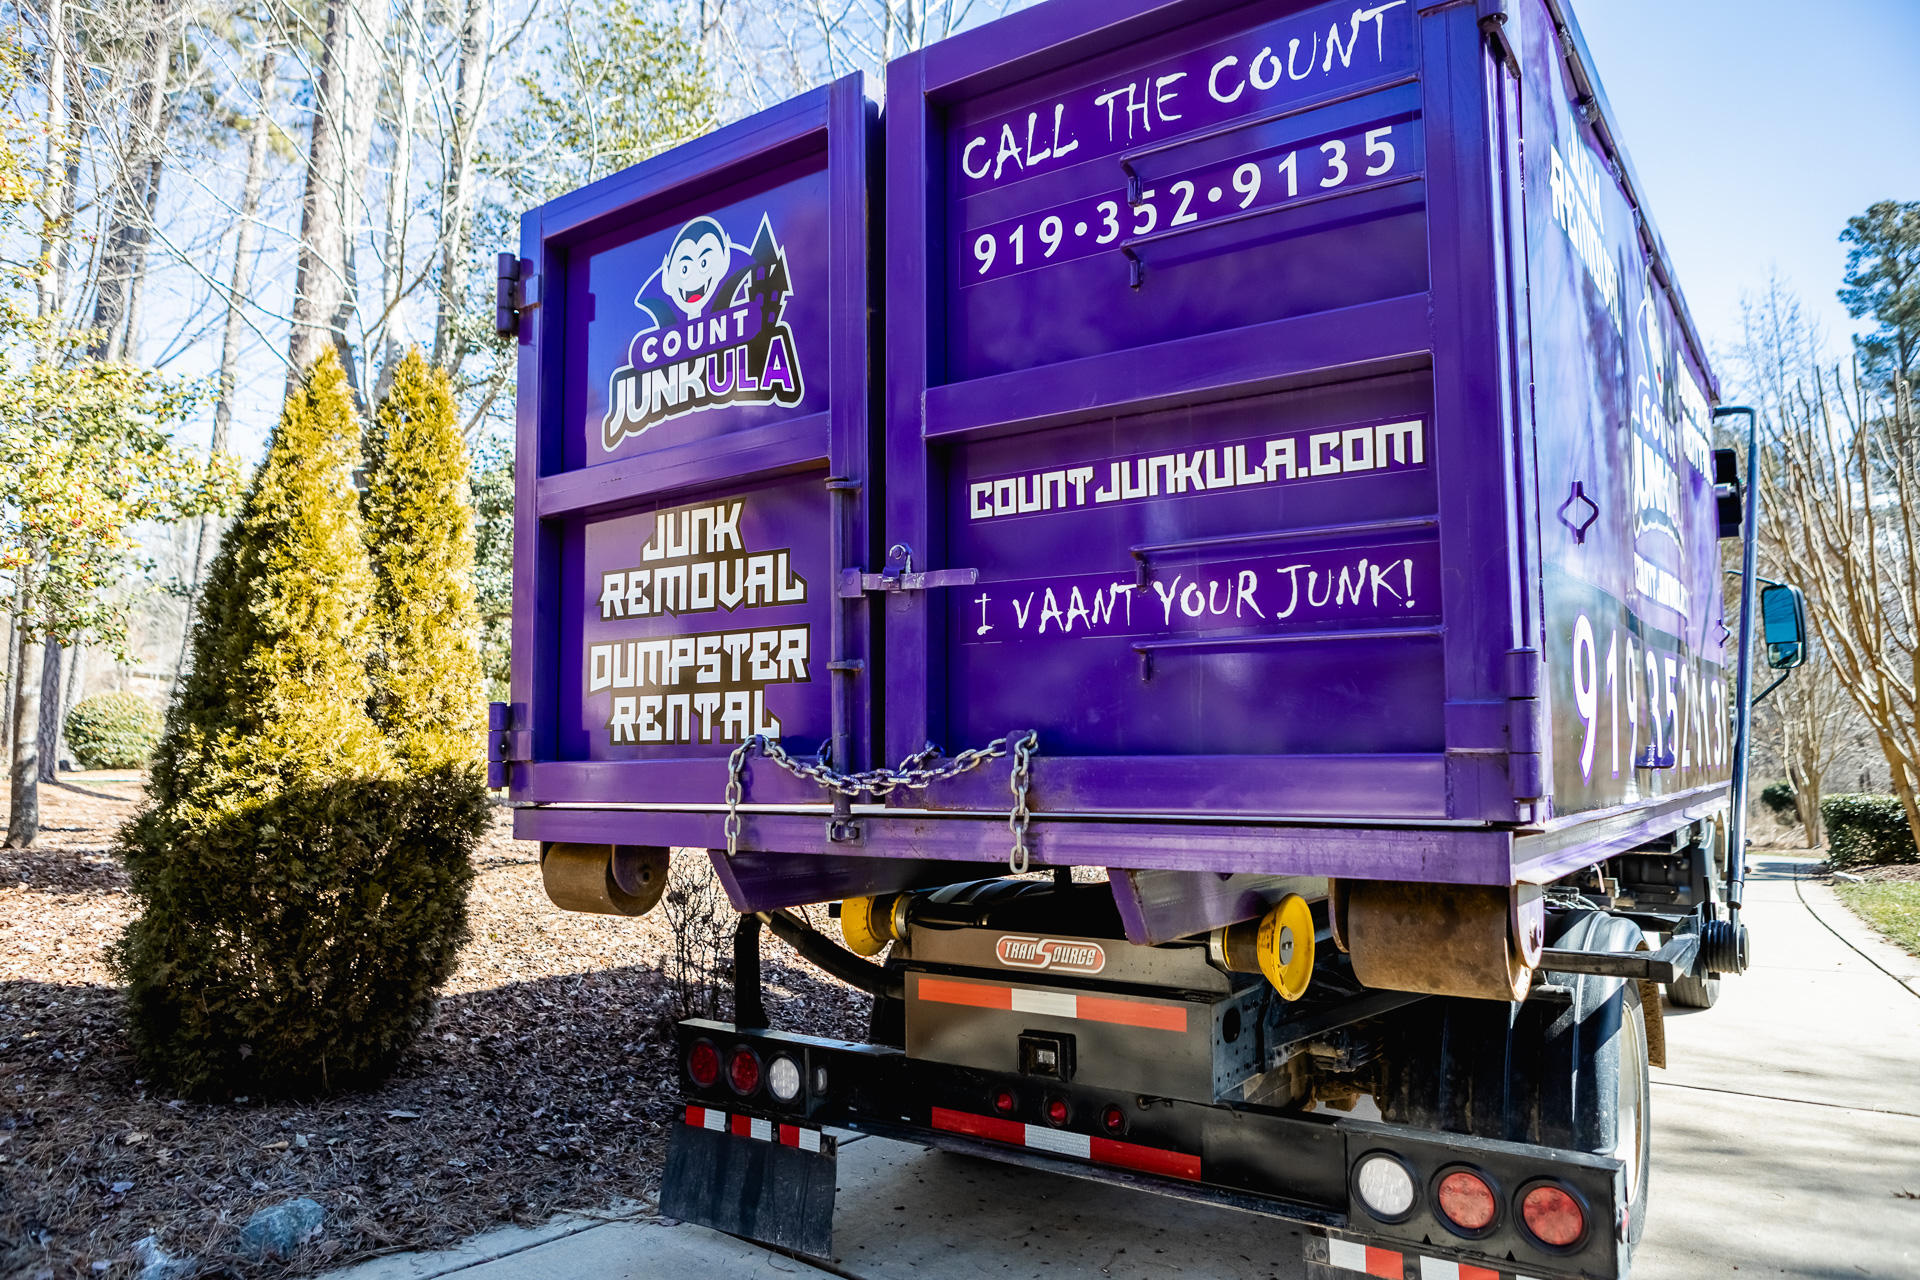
top-left (600, 212), bottom-right (806, 452)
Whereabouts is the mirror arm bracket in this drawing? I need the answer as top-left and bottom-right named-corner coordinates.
top-left (1751, 670), bottom-right (1792, 708)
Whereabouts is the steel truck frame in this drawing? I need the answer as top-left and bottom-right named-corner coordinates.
top-left (495, 1), bottom-right (1806, 1276)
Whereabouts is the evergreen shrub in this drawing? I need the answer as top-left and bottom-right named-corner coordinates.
top-left (65, 691), bottom-right (163, 769)
top-left (1821, 794), bottom-right (1920, 869)
top-left (113, 350), bottom-right (487, 1098)
top-left (1760, 780), bottom-right (1797, 818)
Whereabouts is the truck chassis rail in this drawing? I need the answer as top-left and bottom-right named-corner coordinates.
top-left (662, 1020), bottom-right (1633, 1280)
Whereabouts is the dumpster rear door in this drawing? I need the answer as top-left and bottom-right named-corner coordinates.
top-left (507, 77), bottom-right (877, 809)
top-left (882, 0), bottom-right (1525, 825)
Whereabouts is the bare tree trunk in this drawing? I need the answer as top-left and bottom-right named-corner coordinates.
top-left (2, 608), bottom-right (16, 755)
top-left (120, 132), bottom-right (174, 358)
top-left (35, 0), bottom-right (68, 329)
top-left (15, 0), bottom-right (71, 844)
top-left (36, 642), bottom-right (60, 783)
top-left (432, 0), bottom-right (490, 370)
top-left (179, 48), bottom-right (276, 681)
top-left (375, 0), bottom-right (422, 385)
top-left (7, 632), bottom-right (43, 848)
top-left (288, 0), bottom-right (355, 383)
top-left (90, 0), bottom-right (171, 360)
top-left (333, 0), bottom-right (390, 411)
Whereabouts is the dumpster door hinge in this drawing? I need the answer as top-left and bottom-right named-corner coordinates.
top-left (495, 254), bottom-right (538, 335)
top-left (1504, 648), bottom-right (1544, 806)
top-left (486, 701), bottom-right (528, 788)
top-left (837, 543), bottom-right (979, 597)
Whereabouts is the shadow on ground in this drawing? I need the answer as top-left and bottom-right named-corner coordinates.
top-left (1, 956), bottom-right (863, 1279)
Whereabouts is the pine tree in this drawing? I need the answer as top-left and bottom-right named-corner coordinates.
top-left (363, 347), bottom-right (486, 770)
top-left (115, 350), bottom-right (482, 1098)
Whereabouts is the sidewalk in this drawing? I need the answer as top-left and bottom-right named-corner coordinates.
top-left (326, 856), bottom-right (1920, 1280)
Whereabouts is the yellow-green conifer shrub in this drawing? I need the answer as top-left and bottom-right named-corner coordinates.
top-left (362, 347), bottom-right (487, 770)
top-left (114, 351), bottom-right (485, 1098)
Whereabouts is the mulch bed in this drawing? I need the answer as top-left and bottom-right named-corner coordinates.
top-left (0, 778), bottom-right (867, 1279)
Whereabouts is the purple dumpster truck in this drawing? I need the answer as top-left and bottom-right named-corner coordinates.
top-left (495, 0), bottom-right (1809, 1276)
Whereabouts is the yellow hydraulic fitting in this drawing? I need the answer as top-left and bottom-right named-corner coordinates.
top-left (1212, 893), bottom-right (1317, 1001)
top-left (840, 894), bottom-right (903, 956)
top-left (1256, 893), bottom-right (1316, 1001)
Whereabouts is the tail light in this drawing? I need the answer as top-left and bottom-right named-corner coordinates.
top-left (992, 1089), bottom-right (1017, 1115)
top-left (1352, 1152), bottom-right (1417, 1222)
top-left (686, 1039), bottom-right (720, 1088)
top-left (1520, 1182), bottom-right (1587, 1248)
top-left (727, 1045), bottom-right (763, 1097)
top-left (1044, 1096), bottom-right (1069, 1127)
top-left (766, 1054), bottom-right (802, 1103)
top-left (1100, 1104), bottom-right (1127, 1136)
top-left (1435, 1168), bottom-right (1497, 1234)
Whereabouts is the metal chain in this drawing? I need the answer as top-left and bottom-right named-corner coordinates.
top-left (726, 730), bottom-right (1039, 872)
top-left (1006, 730), bottom-right (1038, 874)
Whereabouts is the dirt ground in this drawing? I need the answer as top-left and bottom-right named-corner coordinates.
top-left (0, 776), bottom-right (866, 1279)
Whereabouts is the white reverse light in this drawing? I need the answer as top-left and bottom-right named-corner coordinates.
top-left (1353, 1152), bottom-right (1417, 1221)
top-left (767, 1054), bottom-right (803, 1103)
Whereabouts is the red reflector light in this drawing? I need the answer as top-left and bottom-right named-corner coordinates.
top-left (728, 1046), bottom-right (762, 1097)
top-left (1521, 1183), bottom-right (1586, 1248)
top-left (992, 1090), bottom-right (1016, 1115)
top-left (687, 1040), bottom-right (720, 1088)
top-left (1101, 1105), bottom-right (1126, 1135)
top-left (1436, 1169), bottom-right (1497, 1233)
top-left (1044, 1097), bottom-right (1069, 1127)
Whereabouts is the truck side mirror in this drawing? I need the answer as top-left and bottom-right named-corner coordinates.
top-left (1712, 448), bottom-right (1742, 539)
top-left (1760, 583), bottom-right (1808, 670)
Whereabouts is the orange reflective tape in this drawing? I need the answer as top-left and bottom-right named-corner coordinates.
top-left (1076, 993), bottom-right (1188, 1032)
top-left (916, 976), bottom-right (1012, 1010)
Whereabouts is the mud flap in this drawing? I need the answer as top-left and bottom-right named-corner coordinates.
top-left (659, 1113), bottom-right (839, 1259)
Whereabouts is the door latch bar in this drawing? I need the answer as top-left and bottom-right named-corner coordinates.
top-left (837, 543), bottom-right (979, 597)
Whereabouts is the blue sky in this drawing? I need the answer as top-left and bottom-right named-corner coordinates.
top-left (1574, 0), bottom-right (1920, 371)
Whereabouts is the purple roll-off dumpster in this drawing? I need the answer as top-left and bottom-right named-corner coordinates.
top-left (507, 0), bottom-right (1731, 933)
top-left (503, 3), bottom-right (1793, 1274)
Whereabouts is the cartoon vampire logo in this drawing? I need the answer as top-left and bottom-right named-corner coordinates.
top-left (601, 212), bottom-right (805, 452)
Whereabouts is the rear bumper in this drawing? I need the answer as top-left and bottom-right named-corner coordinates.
top-left (669, 1019), bottom-right (1632, 1280)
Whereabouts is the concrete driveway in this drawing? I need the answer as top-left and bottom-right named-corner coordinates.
top-left (330, 857), bottom-right (1920, 1280)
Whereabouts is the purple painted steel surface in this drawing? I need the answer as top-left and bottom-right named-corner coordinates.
top-left (1109, 869), bottom-right (1326, 946)
top-left (708, 849), bottom-right (1008, 913)
top-left (509, 76), bottom-right (877, 810)
top-left (1512, 0), bottom-right (1733, 819)
top-left (508, 0), bottom-right (1732, 911)
top-left (512, 803), bottom-right (1516, 884)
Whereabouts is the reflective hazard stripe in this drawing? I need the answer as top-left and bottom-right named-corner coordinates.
top-left (915, 976), bottom-right (1188, 1032)
top-left (685, 1106), bottom-right (821, 1151)
top-left (1327, 1237), bottom-right (1402, 1279)
top-left (929, 1106), bottom-right (1201, 1181)
top-left (778, 1123), bottom-right (823, 1152)
top-left (1417, 1259), bottom-right (1506, 1280)
top-left (1326, 1235), bottom-right (1535, 1280)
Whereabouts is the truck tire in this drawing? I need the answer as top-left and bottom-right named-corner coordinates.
top-left (1665, 911), bottom-right (1721, 1009)
top-left (1382, 912), bottom-right (1652, 1247)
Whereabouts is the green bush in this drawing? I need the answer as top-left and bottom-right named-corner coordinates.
top-left (1821, 794), bottom-right (1920, 868)
top-left (115, 770), bottom-right (487, 1093)
top-left (64, 692), bottom-right (163, 769)
top-left (114, 350), bottom-right (486, 1098)
top-left (363, 348), bottom-right (486, 770)
top-left (1760, 780), bottom-right (1797, 818)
